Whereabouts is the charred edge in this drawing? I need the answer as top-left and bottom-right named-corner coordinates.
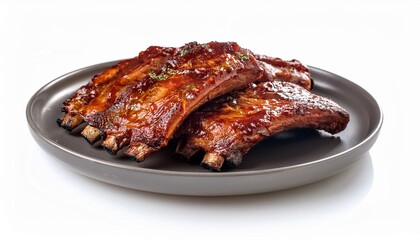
top-left (102, 138), bottom-right (130, 155)
top-left (56, 117), bottom-right (63, 126)
top-left (103, 146), bottom-right (118, 155)
top-left (201, 153), bottom-right (225, 172)
top-left (125, 143), bottom-right (154, 162)
top-left (59, 114), bottom-right (84, 131)
top-left (201, 162), bottom-right (220, 172)
top-left (102, 135), bottom-right (121, 155)
top-left (61, 123), bottom-right (75, 132)
top-left (81, 125), bottom-right (102, 144)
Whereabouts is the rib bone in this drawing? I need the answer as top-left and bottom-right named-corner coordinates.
top-left (176, 81), bottom-right (349, 171)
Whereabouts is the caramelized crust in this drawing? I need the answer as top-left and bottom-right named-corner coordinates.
top-left (80, 54), bottom-right (312, 145)
top-left (57, 41), bottom-right (342, 169)
top-left (58, 56), bottom-right (141, 130)
top-left (58, 46), bottom-right (176, 131)
top-left (90, 42), bottom-right (264, 160)
top-left (81, 46), bottom-right (176, 120)
top-left (176, 81), bottom-right (349, 171)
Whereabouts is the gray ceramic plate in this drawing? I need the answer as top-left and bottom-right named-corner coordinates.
top-left (26, 61), bottom-right (383, 196)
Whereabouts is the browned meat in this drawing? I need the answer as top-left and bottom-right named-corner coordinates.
top-left (176, 81), bottom-right (349, 171)
top-left (57, 41), bottom-right (320, 167)
top-left (81, 53), bottom-right (312, 145)
top-left (57, 57), bottom-right (140, 131)
top-left (89, 42), bottom-right (264, 160)
top-left (256, 54), bottom-right (312, 90)
top-left (57, 46), bottom-right (176, 131)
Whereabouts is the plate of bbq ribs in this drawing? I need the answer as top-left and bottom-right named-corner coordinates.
top-left (27, 42), bottom-right (382, 196)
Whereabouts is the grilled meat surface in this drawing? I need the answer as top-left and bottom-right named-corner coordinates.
top-left (57, 41), bottom-right (347, 170)
top-left (57, 46), bottom-right (176, 131)
top-left (89, 42), bottom-right (264, 160)
top-left (176, 81), bottom-right (349, 171)
top-left (58, 56), bottom-right (140, 131)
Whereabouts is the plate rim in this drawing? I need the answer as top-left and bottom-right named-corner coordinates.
top-left (26, 61), bottom-right (383, 178)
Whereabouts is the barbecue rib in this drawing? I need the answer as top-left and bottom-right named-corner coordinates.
top-left (176, 81), bottom-right (349, 171)
top-left (57, 46), bottom-right (176, 131)
top-left (87, 42), bottom-right (264, 160)
top-left (58, 57), bottom-right (140, 131)
top-left (57, 41), bottom-right (317, 165)
top-left (79, 52), bottom-right (312, 145)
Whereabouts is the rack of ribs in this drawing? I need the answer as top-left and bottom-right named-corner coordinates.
top-left (83, 42), bottom-right (267, 160)
top-left (57, 41), bottom-right (323, 165)
top-left (57, 45), bottom-right (176, 131)
top-left (175, 81), bottom-right (349, 171)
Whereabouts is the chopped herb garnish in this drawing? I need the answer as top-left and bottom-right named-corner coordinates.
top-left (149, 72), bottom-right (158, 79)
top-left (232, 105), bottom-right (243, 115)
top-left (180, 48), bottom-right (188, 56)
top-left (166, 68), bottom-right (175, 74)
top-left (236, 52), bottom-right (249, 61)
top-left (149, 72), bottom-right (168, 81)
top-left (204, 44), bottom-right (210, 50)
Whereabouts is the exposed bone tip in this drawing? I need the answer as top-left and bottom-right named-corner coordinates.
top-left (201, 152), bottom-right (225, 172)
top-left (59, 114), bottom-right (83, 131)
top-left (125, 143), bottom-right (154, 162)
top-left (81, 125), bottom-right (102, 144)
top-left (102, 135), bottom-right (119, 155)
top-left (102, 133), bottom-right (130, 155)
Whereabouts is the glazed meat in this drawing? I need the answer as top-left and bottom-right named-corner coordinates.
top-left (57, 46), bottom-right (176, 132)
top-left (176, 81), bottom-right (349, 171)
top-left (57, 42), bottom-right (324, 166)
top-left (256, 54), bottom-right (312, 90)
top-left (58, 56), bottom-right (140, 131)
top-left (89, 42), bottom-right (264, 160)
top-left (80, 52), bottom-right (312, 144)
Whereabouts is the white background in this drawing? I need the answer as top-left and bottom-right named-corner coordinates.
top-left (1, 0), bottom-right (419, 239)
